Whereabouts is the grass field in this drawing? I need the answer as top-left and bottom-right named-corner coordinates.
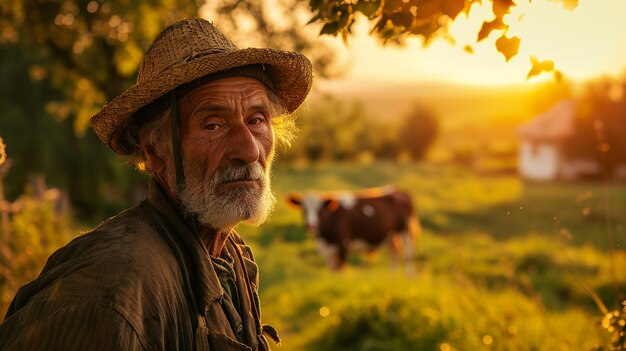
top-left (237, 161), bottom-right (626, 351)
top-left (3, 160), bottom-right (624, 349)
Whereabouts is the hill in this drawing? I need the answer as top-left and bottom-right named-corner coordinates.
top-left (311, 78), bottom-right (570, 156)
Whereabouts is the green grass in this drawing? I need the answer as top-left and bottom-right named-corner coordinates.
top-left (237, 161), bottom-right (626, 350)
top-left (5, 161), bottom-right (623, 349)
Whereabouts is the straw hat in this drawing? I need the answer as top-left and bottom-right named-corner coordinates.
top-left (90, 17), bottom-right (313, 155)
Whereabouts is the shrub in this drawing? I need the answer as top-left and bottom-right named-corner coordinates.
top-left (0, 194), bottom-right (74, 316)
top-left (308, 295), bottom-right (451, 351)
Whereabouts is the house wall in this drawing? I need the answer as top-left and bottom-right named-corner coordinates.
top-left (518, 141), bottom-right (559, 181)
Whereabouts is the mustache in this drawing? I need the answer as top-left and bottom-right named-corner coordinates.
top-left (213, 162), bottom-right (265, 184)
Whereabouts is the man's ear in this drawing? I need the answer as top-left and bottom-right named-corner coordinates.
top-left (141, 143), bottom-right (166, 176)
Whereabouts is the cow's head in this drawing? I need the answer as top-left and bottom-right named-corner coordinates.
top-left (287, 192), bottom-right (339, 232)
top-left (287, 192), bottom-right (350, 270)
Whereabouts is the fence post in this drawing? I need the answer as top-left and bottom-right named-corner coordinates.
top-left (0, 136), bottom-right (11, 242)
top-left (0, 137), bottom-right (11, 243)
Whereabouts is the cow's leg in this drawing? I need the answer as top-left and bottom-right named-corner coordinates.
top-left (402, 215), bottom-right (421, 276)
top-left (316, 238), bottom-right (341, 270)
top-left (337, 245), bottom-right (349, 270)
top-left (388, 234), bottom-right (402, 271)
top-left (401, 230), bottom-right (415, 276)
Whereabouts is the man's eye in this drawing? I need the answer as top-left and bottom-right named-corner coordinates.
top-left (205, 123), bottom-right (220, 130)
top-left (248, 116), bottom-right (266, 125)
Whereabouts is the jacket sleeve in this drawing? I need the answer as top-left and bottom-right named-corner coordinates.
top-left (0, 301), bottom-right (149, 351)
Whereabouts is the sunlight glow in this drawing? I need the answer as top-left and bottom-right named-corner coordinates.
top-left (341, 0), bottom-right (626, 85)
top-left (506, 0), bottom-right (626, 80)
top-left (319, 306), bottom-right (330, 317)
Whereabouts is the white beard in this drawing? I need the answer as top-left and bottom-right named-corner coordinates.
top-left (166, 156), bottom-right (276, 231)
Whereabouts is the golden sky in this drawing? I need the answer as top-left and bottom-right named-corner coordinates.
top-left (334, 0), bottom-right (626, 86)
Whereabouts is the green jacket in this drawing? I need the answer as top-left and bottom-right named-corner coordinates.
top-left (0, 180), bottom-right (276, 351)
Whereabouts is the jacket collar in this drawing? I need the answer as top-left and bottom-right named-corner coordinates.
top-left (145, 178), bottom-right (223, 313)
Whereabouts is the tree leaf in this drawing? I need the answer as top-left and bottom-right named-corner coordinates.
top-left (413, 0), bottom-right (441, 21)
top-left (309, 0), bottom-right (324, 11)
top-left (493, 0), bottom-right (516, 18)
top-left (495, 34), bottom-right (520, 61)
top-left (389, 12), bottom-right (414, 28)
top-left (549, 0), bottom-right (578, 10)
top-left (320, 22), bottom-right (340, 35)
top-left (383, 0), bottom-right (409, 13)
top-left (307, 14), bottom-right (321, 25)
top-left (409, 22), bottom-right (438, 40)
top-left (553, 70), bottom-right (564, 82)
top-left (463, 44), bottom-right (474, 54)
top-left (374, 15), bottom-right (390, 32)
top-left (527, 56), bottom-right (555, 79)
top-left (477, 18), bottom-right (506, 41)
top-left (337, 9), bottom-right (353, 29)
top-left (354, 0), bottom-right (382, 18)
top-left (441, 0), bottom-right (467, 19)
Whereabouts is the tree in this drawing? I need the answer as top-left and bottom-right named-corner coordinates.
top-left (0, 0), bottom-right (343, 216)
top-left (399, 104), bottom-right (439, 160)
top-left (306, 0), bottom-right (577, 79)
top-left (283, 95), bottom-right (399, 163)
top-left (0, 43), bottom-right (132, 217)
top-left (0, 1), bottom-right (202, 216)
top-left (285, 95), bottom-right (356, 162)
top-left (0, 0), bottom-right (200, 133)
top-left (567, 78), bottom-right (626, 178)
top-left (0, 1), bottom-right (207, 217)
top-left (202, 0), bottom-right (339, 77)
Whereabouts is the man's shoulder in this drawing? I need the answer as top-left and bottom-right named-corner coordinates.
top-left (43, 204), bottom-right (168, 270)
top-left (71, 203), bottom-right (167, 253)
top-left (14, 203), bottom-right (183, 311)
top-left (86, 202), bottom-right (157, 241)
top-left (0, 298), bottom-right (150, 351)
top-left (2, 204), bottom-right (190, 348)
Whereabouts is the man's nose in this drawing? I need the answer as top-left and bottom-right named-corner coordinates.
top-left (227, 124), bottom-right (260, 164)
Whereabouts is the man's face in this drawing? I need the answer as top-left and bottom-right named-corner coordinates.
top-left (167, 77), bottom-right (276, 230)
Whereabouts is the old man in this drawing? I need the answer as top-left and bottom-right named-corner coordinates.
top-left (0, 17), bottom-right (312, 350)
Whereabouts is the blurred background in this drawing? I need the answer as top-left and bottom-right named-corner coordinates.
top-left (1, 0), bottom-right (625, 349)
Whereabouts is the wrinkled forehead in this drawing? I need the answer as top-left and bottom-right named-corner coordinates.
top-left (181, 77), bottom-right (270, 108)
top-left (177, 77), bottom-right (272, 131)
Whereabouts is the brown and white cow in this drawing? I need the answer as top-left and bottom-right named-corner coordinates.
top-left (287, 188), bottom-right (420, 272)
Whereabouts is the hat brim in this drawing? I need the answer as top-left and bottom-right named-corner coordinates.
top-left (90, 47), bottom-right (312, 155)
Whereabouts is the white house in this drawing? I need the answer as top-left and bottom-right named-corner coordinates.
top-left (517, 100), bottom-right (601, 181)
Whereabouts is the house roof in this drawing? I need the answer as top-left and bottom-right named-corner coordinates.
top-left (517, 99), bottom-right (577, 140)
